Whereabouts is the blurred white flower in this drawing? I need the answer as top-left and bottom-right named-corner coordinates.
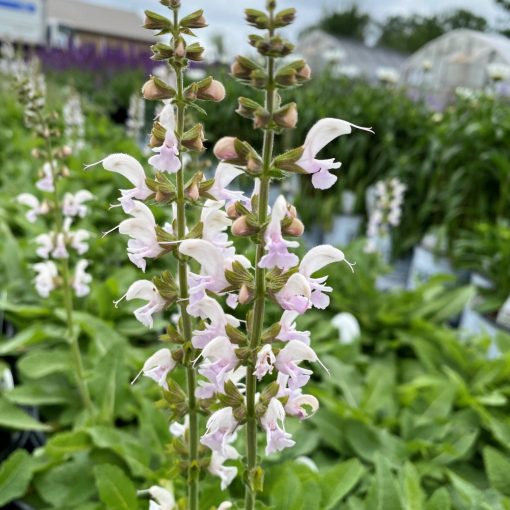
top-left (17, 193), bottom-right (49, 222)
top-left (331, 312), bottom-right (361, 344)
top-left (62, 190), bottom-right (93, 218)
top-left (33, 261), bottom-right (58, 297)
top-left (376, 67), bottom-right (399, 85)
top-left (73, 259), bottom-right (92, 297)
top-left (487, 62), bottom-right (510, 82)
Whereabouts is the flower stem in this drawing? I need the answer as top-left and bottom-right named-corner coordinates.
top-left (173, 11), bottom-right (199, 509)
top-left (39, 113), bottom-right (92, 412)
top-left (244, 50), bottom-right (276, 510)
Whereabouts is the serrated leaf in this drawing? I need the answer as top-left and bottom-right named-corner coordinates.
top-left (0, 450), bottom-right (34, 506)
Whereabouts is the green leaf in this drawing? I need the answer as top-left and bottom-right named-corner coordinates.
top-left (94, 464), bottom-right (139, 510)
top-left (18, 349), bottom-right (71, 378)
top-left (484, 447), bottom-right (510, 496)
top-left (425, 488), bottom-right (451, 510)
top-left (0, 397), bottom-right (51, 431)
top-left (34, 456), bottom-right (96, 507)
top-left (0, 324), bottom-right (64, 355)
top-left (5, 383), bottom-right (74, 406)
top-left (0, 450), bottom-right (34, 506)
top-left (366, 454), bottom-right (403, 510)
top-left (401, 462), bottom-right (424, 510)
top-left (45, 430), bottom-right (92, 457)
top-left (320, 458), bottom-right (365, 509)
top-left (270, 466), bottom-right (303, 509)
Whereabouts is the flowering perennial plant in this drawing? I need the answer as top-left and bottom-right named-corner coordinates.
top-left (96, 1), bottom-right (371, 508)
top-left (365, 177), bottom-right (406, 255)
top-left (14, 62), bottom-right (93, 410)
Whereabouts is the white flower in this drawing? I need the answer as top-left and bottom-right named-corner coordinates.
top-left (35, 233), bottom-right (54, 259)
top-left (201, 407), bottom-right (239, 458)
top-left (297, 118), bottom-right (373, 190)
top-left (254, 344), bottom-right (275, 380)
top-left (17, 193), bottom-right (49, 222)
top-left (100, 153), bottom-right (153, 213)
top-left (116, 279), bottom-right (166, 328)
top-left (209, 451), bottom-right (238, 490)
top-left (376, 67), bottom-right (399, 84)
top-left (52, 233), bottom-right (69, 259)
top-left (299, 245), bottom-right (354, 309)
top-left (141, 348), bottom-right (176, 389)
top-left (73, 259), bottom-right (92, 297)
top-left (33, 261), bottom-right (58, 297)
top-left (261, 398), bottom-right (295, 455)
top-left (68, 229), bottom-right (90, 255)
top-left (331, 312), bottom-right (360, 345)
top-left (62, 190), bottom-right (94, 218)
top-left (208, 162), bottom-right (245, 202)
top-left (148, 485), bottom-right (175, 510)
top-left (36, 162), bottom-right (54, 192)
top-left (200, 200), bottom-right (235, 258)
top-left (117, 201), bottom-right (164, 272)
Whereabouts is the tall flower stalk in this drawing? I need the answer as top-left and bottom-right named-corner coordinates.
top-left (15, 64), bottom-right (93, 411)
top-left (98, 1), bottom-right (370, 508)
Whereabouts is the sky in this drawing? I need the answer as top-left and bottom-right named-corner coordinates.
top-left (84, 0), bottom-right (508, 55)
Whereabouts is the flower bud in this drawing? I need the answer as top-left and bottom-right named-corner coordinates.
top-left (196, 79), bottom-right (225, 102)
top-left (61, 166), bottom-right (70, 177)
top-left (282, 218), bottom-right (304, 237)
top-left (250, 69), bottom-right (268, 89)
top-left (214, 137), bottom-right (238, 161)
top-left (238, 284), bottom-right (253, 305)
top-left (174, 38), bottom-right (186, 58)
top-left (144, 10), bottom-right (172, 31)
top-left (61, 145), bottom-right (73, 157)
top-left (232, 216), bottom-right (258, 237)
top-left (274, 7), bottom-right (296, 27)
top-left (287, 204), bottom-right (297, 219)
top-left (254, 110), bottom-right (271, 129)
top-left (231, 56), bottom-right (260, 81)
top-left (160, 0), bottom-right (180, 7)
top-left (273, 102), bottom-right (298, 129)
top-left (182, 124), bottom-right (205, 152)
top-left (245, 9), bottom-right (269, 29)
top-left (296, 63), bottom-right (312, 83)
top-left (149, 121), bottom-right (166, 148)
top-left (226, 202), bottom-right (241, 219)
top-left (180, 9), bottom-right (207, 29)
top-left (31, 148), bottom-right (41, 158)
top-left (186, 43), bottom-right (205, 62)
top-left (142, 76), bottom-right (176, 100)
top-left (236, 97), bottom-right (262, 120)
top-left (186, 181), bottom-right (200, 201)
top-left (247, 153), bottom-right (263, 175)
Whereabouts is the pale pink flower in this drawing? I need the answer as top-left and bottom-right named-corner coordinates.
top-left (276, 311), bottom-right (311, 345)
top-left (299, 245), bottom-right (354, 309)
top-left (33, 261), bottom-right (58, 297)
top-left (261, 398), bottom-right (295, 455)
top-left (200, 407), bottom-right (239, 457)
top-left (259, 195), bottom-right (299, 271)
top-left (73, 259), bottom-right (92, 297)
top-left (275, 273), bottom-right (311, 313)
top-left (297, 118), bottom-right (373, 190)
top-left (36, 162), bottom-right (54, 192)
top-left (141, 348), bottom-right (176, 389)
top-left (100, 153), bottom-right (153, 213)
top-left (117, 201), bottom-right (164, 271)
top-left (254, 344), bottom-right (275, 380)
top-left (149, 130), bottom-right (181, 173)
top-left (208, 162), bottom-right (245, 202)
top-left (17, 193), bottom-right (49, 223)
top-left (148, 485), bottom-right (175, 510)
top-left (169, 415), bottom-right (189, 437)
top-left (277, 374), bottom-right (319, 420)
top-left (115, 279), bottom-right (166, 328)
top-left (35, 233), bottom-right (54, 259)
top-left (190, 297), bottom-right (240, 348)
top-left (201, 200), bottom-right (235, 258)
top-left (52, 233), bottom-right (69, 259)
top-left (68, 229), bottom-right (90, 255)
top-left (209, 451), bottom-right (238, 490)
top-left (198, 336), bottom-right (238, 396)
top-left (62, 190), bottom-right (94, 218)
top-left (275, 340), bottom-right (322, 390)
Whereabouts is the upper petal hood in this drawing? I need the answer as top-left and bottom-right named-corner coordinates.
top-left (299, 245), bottom-right (347, 277)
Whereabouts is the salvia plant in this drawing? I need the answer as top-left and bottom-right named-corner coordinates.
top-left (14, 62), bottom-right (94, 412)
top-left (91, 1), bottom-right (371, 508)
top-left (365, 177), bottom-right (406, 255)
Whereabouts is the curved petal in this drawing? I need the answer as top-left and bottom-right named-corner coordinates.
top-left (102, 153), bottom-right (146, 187)
top-left (125, 280), bottom-right (158, 302)
top-left (299, 245), bottom-right (346, 277)
top-left (284, 273), bottom-right (312, 299)
top-left (179, 239), bottom-right (225, 277)
top-left (17, 193), bottom-right (39, 208)
top-left (191, 296), bottom-right (226, 323)
top-left (278, 340), bottom-right (318, 364)
top-left (304, 118), bottom-right (373, 157)
top-left (202, 336), bottom-right (236, 362)
top-left (143, 348), bottom-right (172, 371)
top-left (215, 162), bottom-right (244, 188)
